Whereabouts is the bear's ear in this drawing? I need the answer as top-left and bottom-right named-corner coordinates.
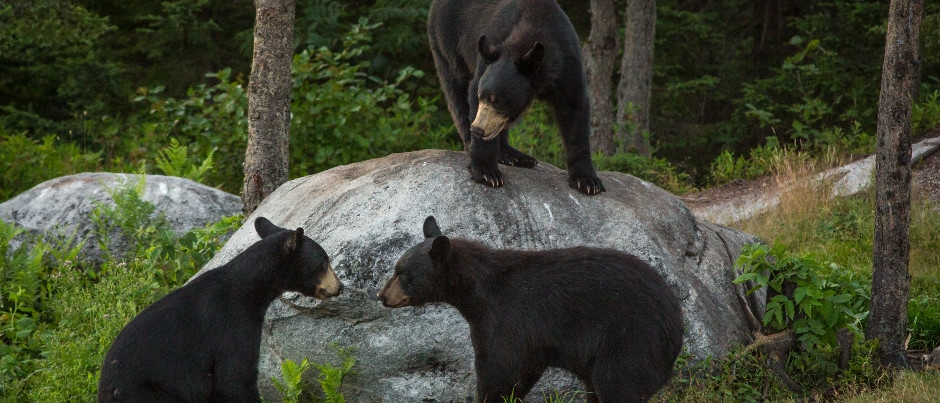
top-left (283, 227), bottom-right (304, 255)
top-left (423, 216), bottom-right (443, 238)
top-left (255, 216), bottom-right (282, 239)
top-left (517, 42), bottom-right (544, 76)
top-left (429, 236), bottom-right (451, 266)
top-left (478, 35), bottom-right (499, 63)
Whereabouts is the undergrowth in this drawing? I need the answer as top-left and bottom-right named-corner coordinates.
top-left (0, 179), bottom-right (242, 400)
top-left (272, 346), bottom-right (357, 403)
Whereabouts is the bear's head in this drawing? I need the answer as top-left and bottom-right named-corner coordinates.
top-left (254, 217), bottom-right (343, 300)
top-left (377, 216), bottom-right (452, 308)
top-left (470, 35), bottom-right (544, 141)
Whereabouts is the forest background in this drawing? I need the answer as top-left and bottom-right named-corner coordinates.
top-left (2, 0), bottom-right (940, 401)
top-left (4, 0), bottom-right (940, 199)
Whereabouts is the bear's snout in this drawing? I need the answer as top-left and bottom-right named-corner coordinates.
top-left (471, 103), bottom-right (509, 141)
top-left (313, 265), bottom-right (343, 300)
top-left (376, 275), bottom-right (411, 308)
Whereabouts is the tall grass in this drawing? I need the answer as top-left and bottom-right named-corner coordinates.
top-left (715, 152), bottom-right (940, 401)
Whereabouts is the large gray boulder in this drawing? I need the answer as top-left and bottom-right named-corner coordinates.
top-left (0, 173), bottom-right (242, 263)
top-left (197, 150), bottom-right (763, 402)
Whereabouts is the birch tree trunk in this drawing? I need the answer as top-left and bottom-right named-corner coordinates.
top-left (616, 0), bottom-right (655, 157)
top-left (866, 0), bottom-right (922, 368)
top-left (582, 0), bottom-right (618, 156)
top-left (242, 0), bottom-right (295, 216)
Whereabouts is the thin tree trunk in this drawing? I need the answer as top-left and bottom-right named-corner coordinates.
top-left (616, 0), bottom-right (656, 157)
top-left (866, 0), bottom-right (922, 368)
top-left (582, 0), bottom-right (618, 156)
top-left (242, 0), bottom-right (295, 216)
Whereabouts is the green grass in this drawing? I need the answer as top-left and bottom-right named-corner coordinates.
top-left (676, 155), bottom-right (940, 402)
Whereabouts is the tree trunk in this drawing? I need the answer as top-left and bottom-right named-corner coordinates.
top-left (752, 0), bottom-right (784, 59)
top-left (582, 0), bottom-right (619, 157)
top-left (866, 0), bottom-right (922, 368)
top-left (242, 0), bottom-right (295, 216)
top-left (616, 0), bottom-right (656, 157)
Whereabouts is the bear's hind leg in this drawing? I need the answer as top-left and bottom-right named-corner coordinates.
top-left (590, 358), bottom-right (659, 403)
top-left (498, 132), bottom-right (538, 168)
top-left (475, 357), bottom-right (544, 402)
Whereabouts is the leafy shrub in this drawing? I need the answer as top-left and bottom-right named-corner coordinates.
top-left (734, 243), bottom-right (870, 350)
top-left (289, 19), bottom-right (455, 177)
top-left (134, 68), bottom-right (248, 190)
top-left (0, 131), bottom-right (102, 202)
top-left (595, 152), bottom-right (696, 195)
top-left (273, 347), bottom-right (356, 403)
top-left (311, 346), bottom-right (356, 403)
top-left (0, 179), bottom-right (242, 401)
top-left (912, 89), bottom-right (940, 136)
top-left (0, 0), bottom-right (125, 134)
top-left (132, 20), bottom-right (455, 192)
top-left (709, 137), bottom-right (784, 185)
top-left (154, 137), bottom-right (215, 183)
top-left (274, 358), bottom-right (313, 403)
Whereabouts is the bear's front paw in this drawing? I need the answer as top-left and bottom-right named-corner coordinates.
top-left (498, 146), bottom-right (538, 168)
top-left (568, 175), bottom-right (606, 195)
top-left (468, 163), bottom-right (505, 188)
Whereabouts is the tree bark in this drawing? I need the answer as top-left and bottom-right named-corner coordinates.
top-left (616, 0), bottom-right (656, 157)
top-left (582, 0), bottom-right (619, 156)
top-left (866, 0), bottom-right (922, 368)
top-left (242, 0), bottom-right (295, 216)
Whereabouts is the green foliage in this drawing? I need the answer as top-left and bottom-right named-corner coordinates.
top-left (79, 0), bottom-right (254, 99)
top-left (0, 178), bottom-right (242, 401)
top-left (289, 19), bottom-right (456, 177)
top-left (595, 152), bottom-right (696, 195)
top-left (154, 137), bottom-right (216, 183)
top-left (295, 0), bottom-right (436, 85)
top-left (134, 68), bottom-right (248, 190)
top-left (508, 103), bottom-right (565, 169)
top-left (273, 347), bottom-right (356, 403)
top-left (0, 0), bottom-right (125, 133)
top-left (89, 173), bottom-right (164, 260)
top-left (912, 89), bottom-right (940, 136)
top-left (813, 121), bottom-right (877, 155)
top-left (274, 358), bottom-right (313, 403)
top-left (733, 243), bottom-right (870, 351)
top-left (656, 339), bottom-right (888, 402)
top-left (0, 130), bottom-right (103, 202)
top-left (709, 137), bottom-right (785, 185)
top-left (311, 346), bottom-right (356, 403)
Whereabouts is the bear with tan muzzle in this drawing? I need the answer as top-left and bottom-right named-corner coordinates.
top-left (378, 216), bottom-right (683, 402)
top-left (98, 217), bottom-right (342, 402)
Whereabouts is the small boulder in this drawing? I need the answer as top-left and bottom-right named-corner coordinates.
top-left (0, 173), bottom-right (242, 263)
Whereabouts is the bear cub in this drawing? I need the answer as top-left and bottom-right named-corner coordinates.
top-left (377, 216), bottom-right (683, 403)
top-left (98, 217), bottom-right (343, 402)
top-left (428, 0), bottom-right (605, 194)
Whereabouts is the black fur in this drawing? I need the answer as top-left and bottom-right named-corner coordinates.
top-left (428, 0), bottom-right (605, 194)
top-left (98, 217), bottom-right (342, 402)
top-left (378, 216), bottom-right (683, 402)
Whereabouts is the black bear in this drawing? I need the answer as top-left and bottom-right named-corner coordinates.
top-left (428, 0), bottom-right (605, 195)
top-left (98, 217), bottom-right (343, 402)
top-left (377, 216), bottom-right (683, 402)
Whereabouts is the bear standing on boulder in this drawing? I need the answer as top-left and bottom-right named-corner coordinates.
top-left (428, 0), bottom-right (605, 195)
top-left (377, 216), bottom-right (683, 402)
top-left (98, 217), bottom-right (343, 402)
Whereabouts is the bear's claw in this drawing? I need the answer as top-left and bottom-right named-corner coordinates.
top-left (569, 176), bottom-right (606, 195)
top-left (468, 164), bottom-right (504, 188)
top-left (498, 146), bottom-right (538, 168)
